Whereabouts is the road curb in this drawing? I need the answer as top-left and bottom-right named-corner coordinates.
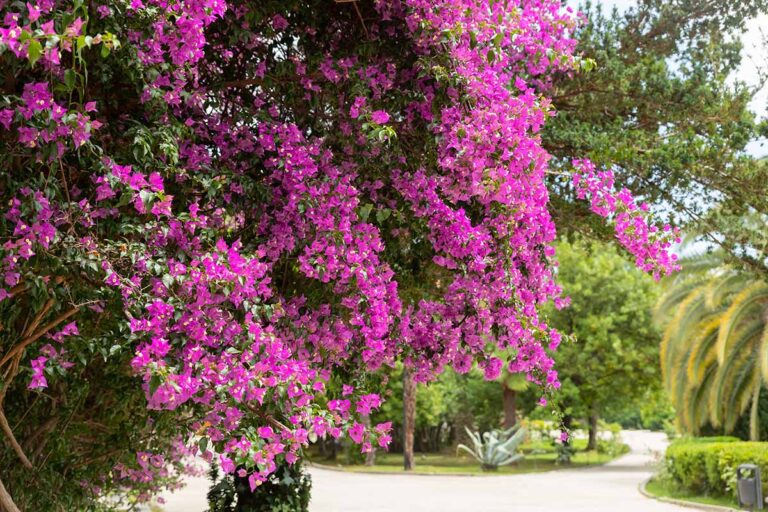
top-left (638, 477), bottom-right (739, 512)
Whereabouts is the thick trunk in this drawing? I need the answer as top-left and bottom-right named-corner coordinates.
top-left (502, 383), bottom-right (517, 429)
top-left (750, 384), bottom-right (761, 442)
top-left (403, 368), bottom-right (416, 471)
top-left (362, 414), bottom-right (376, 466)
top-left (587, 405), bottom-right (599, 451)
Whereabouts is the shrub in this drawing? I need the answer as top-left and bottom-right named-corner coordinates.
top-left (664, 438), bottom-right (768, 499)
top-left (595, 421), bottom-right (629, 457)
top-left (207, 462), bottom-right (312, 512)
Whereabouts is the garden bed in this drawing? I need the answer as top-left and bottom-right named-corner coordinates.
top-left (311, 438), bottom-right (628, 475)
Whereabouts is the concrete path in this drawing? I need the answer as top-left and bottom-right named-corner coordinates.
top-left (309, 430), bottom-right (686, 512)
top-left (154, 430), bottom-right (683, 512)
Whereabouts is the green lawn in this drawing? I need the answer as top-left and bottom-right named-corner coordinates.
top-left (311, 439), bottom-right (626, 475)
top-left (644, 478), bottom-right (737, 509)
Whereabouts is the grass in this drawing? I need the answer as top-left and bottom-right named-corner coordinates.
top-left (311, 439), bottom-right (627, 475)
top-left (644, 478), bottom-right (737, 509)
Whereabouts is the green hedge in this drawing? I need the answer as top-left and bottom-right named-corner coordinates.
top-left (664, 438), bottom-right (768, 498)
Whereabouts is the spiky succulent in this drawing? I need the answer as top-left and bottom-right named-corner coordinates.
top-left (457, 425), bottom-right (527, 470)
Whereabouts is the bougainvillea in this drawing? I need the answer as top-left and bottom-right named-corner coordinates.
top-left (0, 0), bottom-right (678, 508)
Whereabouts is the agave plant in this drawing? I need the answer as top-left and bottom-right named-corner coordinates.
top-left (457, 425), bottom-right (527, 470)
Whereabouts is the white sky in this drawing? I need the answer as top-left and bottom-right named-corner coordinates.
top-left (571, 0), bottom-right (768, 157)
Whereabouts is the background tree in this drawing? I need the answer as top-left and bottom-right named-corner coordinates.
top-left (501, 374), bottom-right (528, 429)
top-left (545, 241), bottom-right (662, 450)
top-left (402, 369), bottom-right (416, 471)
top-left (546, 0), bottom-right (768, 272)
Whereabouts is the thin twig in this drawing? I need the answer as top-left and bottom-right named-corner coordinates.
top-left (334, 0), bottom-right (368, 36)
top-left (24, 298), bottom-right (55, 338)
top-left (0, 306), bottom-right (79, 367)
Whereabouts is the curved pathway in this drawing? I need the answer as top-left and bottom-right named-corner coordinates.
top-left (308, 430), bottom-right (686, 512)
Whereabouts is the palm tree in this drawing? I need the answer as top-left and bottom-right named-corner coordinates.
top-left (656, 253), bottom-right (767, 440)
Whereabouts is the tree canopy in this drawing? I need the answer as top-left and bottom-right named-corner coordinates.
top-left (547, 0), bottom-right (768, 272)
top-left (543, 240), bottom-right (661, 443)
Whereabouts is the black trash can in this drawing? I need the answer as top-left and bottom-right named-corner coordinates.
top-left (737, 464), bottom-right (764, 510)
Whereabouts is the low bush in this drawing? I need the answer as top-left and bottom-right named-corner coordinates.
top-left (663, 438), bottom-right (768, 499)
top-left (207, 462), bottom-right (312, 512)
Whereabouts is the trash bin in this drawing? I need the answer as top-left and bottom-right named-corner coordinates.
top-left (737, 464), bottom-right (764, 510)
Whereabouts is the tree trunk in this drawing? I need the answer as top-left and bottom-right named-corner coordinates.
top-left (362, 414), bottom-right (376, 466)
top-left (502, 383), bottom-right (517, 429)
top-left (587, 405), bottom-right (599, 451)
top-left (403, 368), bottom-right (416, 471)
top-left (750, 384), bottom-right (761, 442)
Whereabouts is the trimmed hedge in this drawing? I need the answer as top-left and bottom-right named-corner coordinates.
top-left (664, 438), bottom-right (768, 498)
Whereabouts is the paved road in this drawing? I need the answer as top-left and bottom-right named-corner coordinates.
top-left (155, 430), bottom-right (684, 512)
top-left (309, 430), bottom-right (686, 512)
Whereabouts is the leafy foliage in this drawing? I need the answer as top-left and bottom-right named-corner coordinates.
top-left (541, 240), bottom-right (662, 428)
top-left (663, 438), bottom-right (768, 499)
top-left (547, 0), bottom-right (768, 273)
top-left (207, 462), bottom-right (311, 512)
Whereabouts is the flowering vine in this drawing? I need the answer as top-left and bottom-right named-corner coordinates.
top-left (0, 0), bottom-right (677, 505)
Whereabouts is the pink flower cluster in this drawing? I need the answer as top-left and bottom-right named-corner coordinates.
top-left (572, 159), bottom-right (681, 278)
top-left (0, 81), bottom-right (100, 157)
top-left (28, 322), bottom-right (78, 389)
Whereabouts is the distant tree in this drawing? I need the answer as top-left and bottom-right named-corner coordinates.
top-left (402, 368), bottom-right (416, 471)
top-left (546, 0), bottom-right (768, 273)
top-left (500, 373), bottom-right (528, 429)
top-left (546, 241), bottom-right (661, 450)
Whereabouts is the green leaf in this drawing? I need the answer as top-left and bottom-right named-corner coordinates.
top-left (359, 203), bottom-right (373, 222)
top-left (64, 69), bottom-right (77, 91)
top-left (27, 39), bottom-right (42, 67)
top-left (198, 437), bottom-right (209, 453)
top-left (149, 374), bottom-right (163, 396)
top-left (376, 209), bottom-right (391, 223)
top-left (139, 190), bottom-right (155, 208)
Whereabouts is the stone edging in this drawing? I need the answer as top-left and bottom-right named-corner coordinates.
top-left (637, 477), bottom-right (739, 512)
